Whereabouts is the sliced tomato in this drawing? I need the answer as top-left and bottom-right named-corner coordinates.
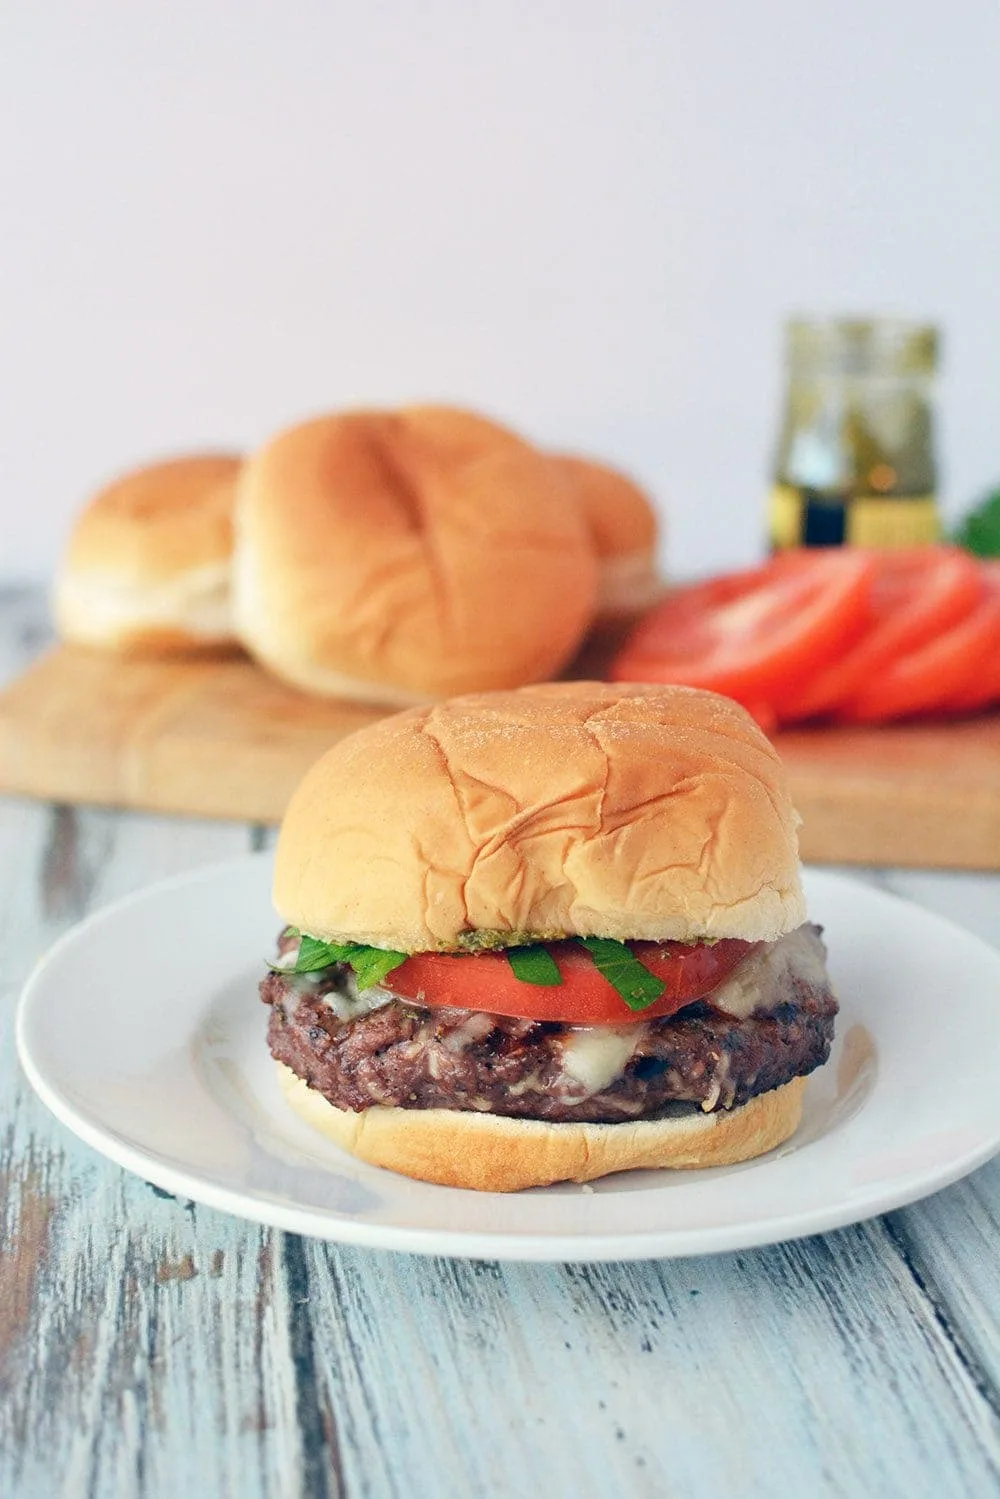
top-left (947, 564), bottom-right (1000, 712)
top-left (840, 565), bottom-right (1000, 722)
top-left (776, 547), bottom-right (982, 722)
top-left (611, 552), bottom-right (877, 713)
top-left (383, 938), bottom-right (757, 1024)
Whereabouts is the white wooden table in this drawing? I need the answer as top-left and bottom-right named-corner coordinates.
top-left (2, 583), bottom-right (999, 1499)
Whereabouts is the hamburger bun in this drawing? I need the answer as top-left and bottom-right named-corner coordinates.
top-left (232, 408), bottom-right (599, 705)
top-left (553, 454), bottom-right (662, 622)
top-left (274, 680), bottom-right (806, 953)
top-left (55, 454), bottom-right (242, 654)
top-left (277, 1062), bottom-right (806, 1191)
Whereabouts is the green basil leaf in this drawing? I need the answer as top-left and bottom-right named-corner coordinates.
top-left (283, 935), bottom-right (407, 991)
top-left (506, 945), bottom-right (563, 986)
top-left (580, 937), bottom-right (666, 1011)
top-left (292, 935), bottom-right (351, 973)
top-left (348, 945), bottom-right (408, 992)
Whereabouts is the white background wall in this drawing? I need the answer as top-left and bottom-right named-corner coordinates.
top-left (2, 1), bottom-right (998, 581)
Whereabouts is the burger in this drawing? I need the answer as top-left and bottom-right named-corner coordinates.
top-left (261, 681), bottom-right (837, 1192)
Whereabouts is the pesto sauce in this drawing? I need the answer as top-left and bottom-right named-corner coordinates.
top-left (451, 928), bottom-right (565, 954)
top-left (447, 929), bottom-right (717, 954)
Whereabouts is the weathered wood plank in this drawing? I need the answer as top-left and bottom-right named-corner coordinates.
top-left (0, 800), bottom-right (250, 990)
top-left (823, 865), bottom-right (1000, 1451)
top-left (0, 773), bottom-right (310, 1498)
top-left (296, 1226), bottom-right (1000, 1499)
top-left (0, 1090), bottom-right (302, 1499)
top-left (888, 1166), bottom-right (1000, 1404)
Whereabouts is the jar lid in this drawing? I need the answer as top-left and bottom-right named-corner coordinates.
top-left (786, 318), bottom-right (938, 376)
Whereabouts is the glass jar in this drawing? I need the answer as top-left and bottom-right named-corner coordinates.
top-left (768, 318), bottom-right (940, 549)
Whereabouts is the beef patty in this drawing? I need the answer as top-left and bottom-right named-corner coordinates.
top-left (261, 925), bottom-right (838, 1124)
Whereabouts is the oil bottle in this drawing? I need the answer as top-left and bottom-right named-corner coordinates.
top-left (769, 318), bottom-right (940, 549)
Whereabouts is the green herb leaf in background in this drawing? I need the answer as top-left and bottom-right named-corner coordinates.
top-left (580, 937), bottom-right (666, 1011)
top-left (506, 945), bottom-right (564, 986)
top-left (953, 487), bottom-right (1000, 557)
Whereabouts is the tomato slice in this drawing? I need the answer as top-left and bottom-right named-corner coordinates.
top-left (776, 547), bottom-right (982, 722)
top-left (840, 565), bottom-right (1000, 722)
top-left (611, 552), bottom-right (877, 711)
top-left (947, 565), bottom-right (1000, 712)
top-left (383, 938), bottom-right (758, 1025)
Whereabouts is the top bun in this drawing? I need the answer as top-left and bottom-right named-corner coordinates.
top-left (274, 681), bottom-right (806, 952)
top-left (553, 454), bottom-right (662, 619)
top-left (233, 407), bottom-right (599, 706)
top-left (55, 454), bottom-right (242, 653)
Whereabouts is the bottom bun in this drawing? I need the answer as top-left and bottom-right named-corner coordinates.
top-left (276, 1062), bottom-right (806, 1192)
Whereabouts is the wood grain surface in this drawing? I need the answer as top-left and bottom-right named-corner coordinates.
top-left (1, 637), bottom-right (999, 868)
top-left (2, 585), bottom-right (1000, 1499)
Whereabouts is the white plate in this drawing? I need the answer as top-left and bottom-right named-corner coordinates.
top-left (16, 857), bottom-right (1000, 1261)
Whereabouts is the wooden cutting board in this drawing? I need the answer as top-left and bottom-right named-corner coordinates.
top-left (0, 645), bottom-right (998, 869)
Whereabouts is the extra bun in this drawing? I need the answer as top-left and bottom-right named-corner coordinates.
top-left (55, 454), bottom-right (242, 653)
top-left (277, 1062), bottom-right (805, 1191)
top-left (233, 407), bottom-right (599, 705)
top-left (554, 454), bottom-right (662, 622)
top-left (275, 681), bottom-right (806, 951)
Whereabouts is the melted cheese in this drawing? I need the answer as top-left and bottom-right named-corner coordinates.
top-left (559, 1026), bottom-right (641, 1097)
top-left (320, 986), bottom-right (392, 1022)
top-left (271, 945), bottom-right (300, 972)
top-left (709, 927), bottom-right (829, 1019)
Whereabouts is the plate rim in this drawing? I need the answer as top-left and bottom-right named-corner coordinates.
top-left (16, 855), bottom-right (1000, 1262)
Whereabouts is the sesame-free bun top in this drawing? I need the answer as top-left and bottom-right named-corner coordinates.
top-left (55, 453), bottom-right (242, 652)
top-left (553, 454), bottom-right (662, 619)
top-left (232, 408), bottom-right (599, 705)
top-left (274, 681), bottom-right (806, 952)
